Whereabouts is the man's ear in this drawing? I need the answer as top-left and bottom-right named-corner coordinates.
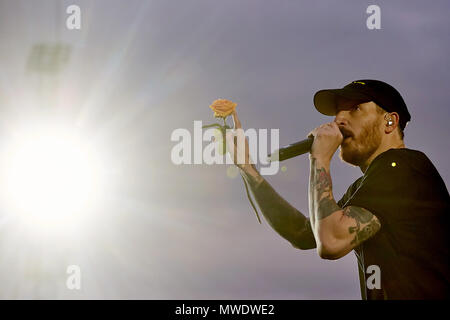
top-left (384, 112), bottom-right (400, 134)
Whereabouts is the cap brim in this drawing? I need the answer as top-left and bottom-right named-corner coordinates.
top-left (313, 88), bottom-right (371, 116)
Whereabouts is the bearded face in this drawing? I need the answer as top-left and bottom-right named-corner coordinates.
top-left (338, 108), bottom-right (383, 167)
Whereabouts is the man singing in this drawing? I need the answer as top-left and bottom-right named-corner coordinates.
top-left (227, 80), bottom-right (450, 299)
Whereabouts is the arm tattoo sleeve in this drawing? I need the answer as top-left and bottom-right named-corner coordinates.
top-left (309, 158), bottom-right (341, 224)
top-left (242, 171), bottom-right (317, 250)
top-left (309, 158), bottom-right (381, 249)
top-left (343, 206), bottom-right (381, 246)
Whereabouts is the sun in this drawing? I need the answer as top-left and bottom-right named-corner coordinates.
top-left (1, 123), bottom-right (106, 236)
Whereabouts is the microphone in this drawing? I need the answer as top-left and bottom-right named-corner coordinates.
top-left (267, 136), bottom-right (314, 162)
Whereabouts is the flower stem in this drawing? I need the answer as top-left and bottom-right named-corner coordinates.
top-left (202, 119), bottom-right (230, 154)
top-left (222, 117), bottom-right (227, 154)
top-left (202, 123), bottom-right (222, 129)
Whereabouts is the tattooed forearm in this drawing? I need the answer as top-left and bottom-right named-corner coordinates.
top-left (309, 158), bottom-right (381, 256)
top-left (243, 170), bottom-right (317, 250)
top-left (316, 166), bottom-right (332, 195)
top-left (292, 219), bottom-right (317, 249)
top-left (344, 206), bottom-right (381, 246)
top-left (309, 157), bottom-right (340, 223)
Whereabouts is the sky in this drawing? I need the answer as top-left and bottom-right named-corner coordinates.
top-left (0, 0), bottom-right (449, 299)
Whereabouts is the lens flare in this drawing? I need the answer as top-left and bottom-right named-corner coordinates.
top-left (0, 124), bottom-right (106, 236)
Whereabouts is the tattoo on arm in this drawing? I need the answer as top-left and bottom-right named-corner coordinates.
top-left (343, 206), bottom-right (381, 245)
top-left (292, 218), bottom-right (317, 249)
top-left (309, 158), bottom-right (380, 248)
top-left (318, 197), bottom-right (341, 220)
top-left (310, 158), bottom-right (340, 221)
top-left (302, 218), bottom-right (314, 240)
top-left (315, 166), bottom-right (332, 195)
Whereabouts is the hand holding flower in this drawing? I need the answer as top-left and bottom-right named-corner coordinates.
top-left (202, 99), bottom-right (262, 223)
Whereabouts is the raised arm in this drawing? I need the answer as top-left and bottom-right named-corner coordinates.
top-left (308, 122), bottom-right (381, 259)
top-left (227, 111), bottom-right (316, 250)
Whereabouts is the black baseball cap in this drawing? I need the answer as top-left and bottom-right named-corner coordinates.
top-left (313, 79), bottom-right (411, 130)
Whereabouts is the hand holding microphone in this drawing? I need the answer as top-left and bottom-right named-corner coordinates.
top-left (307, 122), bottom-right (344, 163)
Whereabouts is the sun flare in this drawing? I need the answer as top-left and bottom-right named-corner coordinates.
top-left (1, 124), bottom-right (106, 235)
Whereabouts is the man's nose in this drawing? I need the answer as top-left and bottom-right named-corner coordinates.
top-left (334, 110), bottom-right (349, 125)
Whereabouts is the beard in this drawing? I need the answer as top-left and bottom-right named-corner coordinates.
top-left (339, 120), bottom-right (382, 167)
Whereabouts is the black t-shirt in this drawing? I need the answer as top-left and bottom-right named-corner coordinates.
top-left (337, 148), bottom-right (450, 299)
